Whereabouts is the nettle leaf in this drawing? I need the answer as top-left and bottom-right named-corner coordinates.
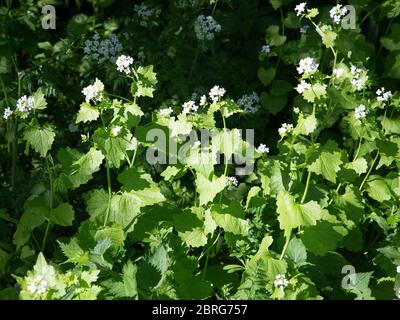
top-left (344, 157), bottom-right (368, 175)
top-left (109, 261), bottom-right (138, 299)
top-left (161, 165), bottom-right (186, 181)
top-left (260, 91), bottom-right (287, 115)
top-left (195, 174), bottom-right (226, 206)
top-left (23, 125), bottom-right (56, 157)
top-left (347, 272), bottom-right (374, 300)
top-left (382, 117), bottom-right (400, 135)
top-left (95, 224), bottom-right (126, 247)
top-left (277, 191), bottom-right (324, 237)
top-left (131, 65), bottom-right (158, 98)
top-left (76, 102), bottom-right (100, 123)
top-left (294, 113), bottom-right (317, 136)
top-left (31, 88), bottom-right (47, 110)
top-left (308, 140), bottom-right (343, 183)
top-left (58, 238), bottom-right (89, 265)
top-left (211, 201), bottom-right (249, 236)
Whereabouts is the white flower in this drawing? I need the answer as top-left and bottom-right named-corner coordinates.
top-left (159, 107), bottom-right (174, 117)
top-left (297, 57), bottom-right (319, 75)
top-left (256, 144), bottom-right (269, 154)
top-left (350, 65), bottom-right (368, 91)
top-left (209, 85), bottom-right (226, 104)
top-left (396, 265), bottom-right (400, 273)
top-left (16, 95), bottom-right (34, 114)
top-left (296, 80), bottom-right (311, 94)
top-left (131, 136), bottom-right (138, 149)
top-left (376, 87), bottom-right (392, 102)
top-left (261, 45), bottom-right (271, 54)
top-left (237, 92), bottom-right (260, 113)
top-left (332, 67), bottom-right (345, 78)
top-left (2, 107), bottom-right (12, 119)
top-left (111, 125), bottom-right (122, 137)
top-left (182, 100), bottom-right (198, 115)
top-left (116, 55), bottom-right (134, 75)
top-left (329, 4), bottom-right (348, 24)
top-left (300, 24), bottom-right (309, 34)
top-left (226, 176), bottom-right (238, 187)
top-left (82, 78), bottom-right (104, 104)
top-left (27, 275), bottom-right (48, 295)
top-left (354, 104), bottom-right (368, 119)
top-left (194, 15), bottom-right (221, 41)
top-left (274, 274), bottom-right (289, 288)
top-left (200, 95), bottom-right (207, 106)
top-left (295, 2), bottom-right (307, 16)
top-left (84, 33), bottom-right (123, 63)
top-left (278, 123), bottom-right (294, 135)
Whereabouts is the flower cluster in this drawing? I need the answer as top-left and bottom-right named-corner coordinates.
top-left (111, 125), bottom-right (122, 137)
top-left (296, 80), bottom-right (311, 94)
top-left (194, 15), bottom-right (221, 41)
top-left (27, 275), bottom-right (48, 295)
top-left (159, 107), bottom-right (174, 117)
top-left (84, 33), bottom-right (123, 63)
top-left (17, 95), bottom-right (34, 113)
top-left (134, 3), bottom-right (161, 27)
top-left (350, 65), bottom-right (369, 91)
top-left (116, 55), bottom-right (134, 75)
top-left (182, 101), bottom-right (199, 115)
top-left (354, 104), bottom-right (368, 120)
top-left (297, 57), bottom-right (319, 76)
top-left (376, 87), bottom-right (392, 102)
top-left (261, 45), bottom-right (271, 54)
top-left (2, 107), bottom-right (12, 120)
top-left (82, 78), bottom-right (104, 104)
top-left (200, 95), bottom-right (207, 106)
top-left (278, 123), bottom-right (294, 135)
top-left (237, 92), bottom-right (260, 113)
top-left (256, 144), bottom-right (269, 154)
top-left (209, 85), bottom-right (226, 104)
top-left (295, 2), bottom-right (307, 16)
top-left (329, 4), bottom-right (348, 24)
top-left (332, 67), bottom-right (345, 78)
top-left (274, 274), bottom-right (289, 289)
top-left (226, 176), bottom-right (238, 187)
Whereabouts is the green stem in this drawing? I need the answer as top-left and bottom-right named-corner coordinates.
top-left (211, 0), bottom-right (218, 15)
top-left (189, 44), bottom-right (200, 80)
top-left (100, 113), bottom-right (113, 226)
top-left (353, 138), bottom-right (363, 161)
top-left (42, 156), bottom-right (54, 252)
top-left (300, 170), bottom-right (312, 204)
top-left (279, 235), bottom-right (290, 260)
top-left (359, 151), bottom-right (379, 191)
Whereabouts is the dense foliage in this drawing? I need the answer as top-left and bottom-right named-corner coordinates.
top-left (1, 0), bottom-right (400, 300)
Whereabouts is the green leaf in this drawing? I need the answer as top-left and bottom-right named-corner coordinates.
top-left (76, 102), bottom-right (100, 123)
top-left (211, 201), bottom-right (249, 236)
top-left (258, 67), bottom-right (275, 86)
top-left (23, 125), bottom-right (56, 157)
top-left (316, 25), bottom-right (337, 48)
top-left (302, 83), bottom-right (327, 103)
top-left (31, 89), bottom-right (47, 110)
top-left (365, 176), bottom-right (392, 202)
top-left (294, 113), bottom-right (317, 136)
top-left (49, 203), bottom-right (75, 226)
top-left (266, 25), bottom-right (286, 46)
top-left (131, 65), bottom-right (158, 98)
top-left (260, 92), bottom-right (287, 115)
top-left (308, 140), bottom-right (343, 183)
top-left (286, 238), bottom-right (307, 265)
top-left (195, 174), bottom-right (226, 206)
top-left (58, 238), bottom-right (89, 265)
top-left (277, 191), bottom-right (324, 237)
top-left (301, 219), bottom-right (347, 256)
